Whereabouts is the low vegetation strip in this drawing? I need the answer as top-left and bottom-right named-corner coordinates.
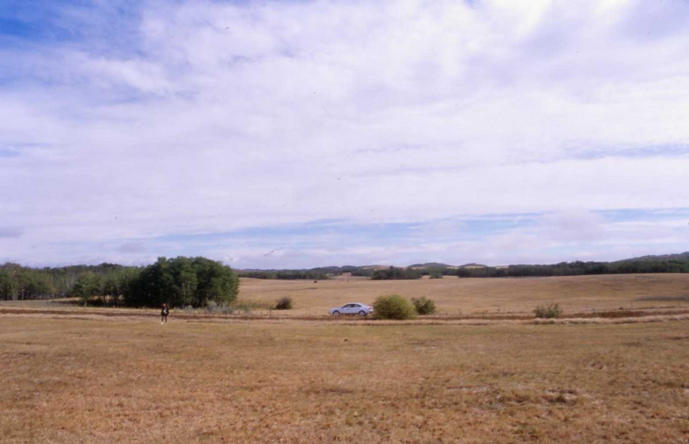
top-left (2, 306), bottom-right (689, 324)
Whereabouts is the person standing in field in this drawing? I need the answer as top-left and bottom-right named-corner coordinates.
top-left (161, 303), bottom-right (169, 324)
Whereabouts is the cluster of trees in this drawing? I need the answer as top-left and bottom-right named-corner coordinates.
top-left (69, 267), bottom-right (141, 306)
top-left (418, 267), bottom-right (457, 278)
top-left (1, 257), bottom-right (238, 308)
top-left (124, 257), bottom-right (238, 307)
top-left (0, 262), bottom-right (141, 301)
top-left (371, 267), bottom-right (422, 280)
top-left (49, 263), bottom-right (130, 296)
top-left (0, 264), bottom-right (55, 300)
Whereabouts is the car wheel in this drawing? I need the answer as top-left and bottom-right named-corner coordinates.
top-left (332, 310), bottom-right (341, 316)
top-left (358, 310), bottom-right (367, 316)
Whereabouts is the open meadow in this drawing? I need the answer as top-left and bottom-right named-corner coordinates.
top-left (237, 273), bottom-right (689, 318)
top-left (2, 274), bottom-right (689, 443)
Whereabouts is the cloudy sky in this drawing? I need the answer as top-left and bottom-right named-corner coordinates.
top-left (1, 0), bottom-right (689, 268)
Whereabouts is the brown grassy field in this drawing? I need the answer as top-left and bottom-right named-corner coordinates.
top-left (236, 273), bottom-right (689, 317)
top-left (2, 274), bottom-right (689, 443)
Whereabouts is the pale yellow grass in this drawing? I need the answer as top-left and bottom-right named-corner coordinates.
top-left (238, 273), bottom-right (689, 317)
top-left (1, 317), bottom-right (688, 443)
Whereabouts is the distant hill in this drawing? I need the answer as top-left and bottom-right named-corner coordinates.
top-left (614, 252), bottom-right (689, 263)
top-left (458, 263), bottom-right (488, 269)
top-left (409, 262), bottom-right (457, 269)
top-left (360, 265), bottom-right (391, 271)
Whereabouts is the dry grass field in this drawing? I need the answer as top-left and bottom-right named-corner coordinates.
top-left (237, 273), bottom-right (689, 317)
top-left (2, 274), bottom-right (689, 443)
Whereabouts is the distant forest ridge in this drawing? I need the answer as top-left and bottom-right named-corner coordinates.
top-left (238, 252), bottom-right (689, 279)
top-left (2, 252), bottom-right (689, 301)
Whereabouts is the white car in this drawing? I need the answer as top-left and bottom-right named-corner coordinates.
top-left (329, 302), bottom-right (373, 316)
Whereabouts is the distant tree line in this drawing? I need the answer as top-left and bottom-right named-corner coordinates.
top-left (0, 263), bottom-right (56, 300)
top-left (456, 257), bottom-right (689, 278)
top-left (3, 253), bottom-right (688, 302)
top-left (69, 267), bottom-right (141, 306)
top-left (238, 254), bottom-right (689, 281)
top-left (0, 262), bottom-right (137, 300)
top-left (1, 257), bottom-right (238, 307)
top-left (238, 265), bottom-right (374, 280)
top-left (371, 267), bottom-right (422, 280)
top-left (239, 270), bottom-right (330, 280)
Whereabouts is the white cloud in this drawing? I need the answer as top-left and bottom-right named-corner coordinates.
top-left (1, 0), bottom-right (689, 266)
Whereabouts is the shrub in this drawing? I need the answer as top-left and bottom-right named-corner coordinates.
top-left (412, 297), bottom-right (436, 315)
top-left (534, 303), bottom-right (563, 318)
top-left (274, 297), bottom-right (293, 310)
top-left (428, 269), bottom-right (444, 279)
top-left (204, 300), bottom-right (233, 314)
top-left (373, 294), bottom-right (416, 320)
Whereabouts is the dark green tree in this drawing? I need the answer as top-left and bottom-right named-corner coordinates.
top-left (0, 269), bottom-right (19, 300)
top-left (123, 256), bottom-right (238, 307)
top-left (71, 272), bottom-right (102, 306)
top-left (191, 257), bottom-right (238, 306)
top-left (170, 257), bottom-right (198, 306)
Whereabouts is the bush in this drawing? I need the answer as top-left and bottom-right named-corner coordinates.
top-left (204, 300), bottom-right (234, 314)
top-left (534, 303), bottom-right (563, 318)
top-left (373, 294), bottom-right (416, 320)
top-left (428, 269), bottom-right (444, 279)
top-left (411, 297), bottom-right (436, 315)
top-left (274, 297), bottom-right (293, 310)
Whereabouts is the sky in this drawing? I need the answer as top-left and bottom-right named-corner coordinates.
top-left (1, 0), bottom-right (689, 269)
